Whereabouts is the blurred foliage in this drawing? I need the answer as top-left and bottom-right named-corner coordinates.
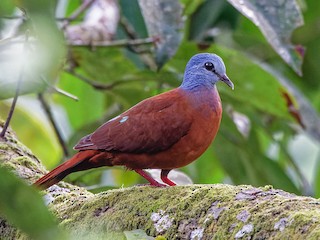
top-left (228, 0), bottom-right (304, 75)
top-left (0, 0), bottom-right (65, 99)
top-left (0, 166), bottom-right (66, 239)
top-left (1, 0), bottom-right (320, 237)
top-left (138, 0), bottom-right (184, 68)
top-left (0, 102), bottom-right (61, 168)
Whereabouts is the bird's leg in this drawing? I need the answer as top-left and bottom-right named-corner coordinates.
top-left (161, 169), bottom-right (176, 186)
top-left (134, 169), bottom-right (167, 187)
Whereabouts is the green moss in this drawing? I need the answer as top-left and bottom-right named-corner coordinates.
top-left (1, 161), bottom-right (16, 171)
top-left (41, 184), bottom-right (320, 239)
top-left (262, 185), bottom-right (274, 191)
top-left (50, 185), bottom-right (235, 238)
top-left (155, 236), bottom-right (166, 240)
top-left (0, 141), bottom-right (11, 151)
top-left (13, 156), bottom-right (38, 168)
top-left (0, 129), bottom-right (44, 181)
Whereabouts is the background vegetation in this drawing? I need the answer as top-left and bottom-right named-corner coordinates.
top-left (0, 0), bottom-right (319, 238)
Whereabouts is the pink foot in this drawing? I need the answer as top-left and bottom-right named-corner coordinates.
top-left (161, 169), bottom-right (176, 186)
top-left (134, 169), bottom-right (168, 187)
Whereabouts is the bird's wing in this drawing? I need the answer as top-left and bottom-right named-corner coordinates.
top-left (74, 89), bottom-right (193, 153)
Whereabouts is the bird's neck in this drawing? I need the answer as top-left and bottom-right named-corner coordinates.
top-left (179, 85), bottom-right (221, 117)
top-left (180, 75), bottom-right (213, 91)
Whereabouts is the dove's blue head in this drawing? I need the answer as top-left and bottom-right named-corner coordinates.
top-left (180, 53), bottom-right (234, 91)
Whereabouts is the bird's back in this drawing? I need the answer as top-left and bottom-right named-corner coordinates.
top-left (75, 89), bottom-right (187, 151)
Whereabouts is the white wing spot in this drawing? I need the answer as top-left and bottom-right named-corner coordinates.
top-left (119, 116), bottom-right (129, 123)
top-left (107, 115), bottom-right (120, 123)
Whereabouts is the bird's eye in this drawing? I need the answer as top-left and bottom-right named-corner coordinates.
top-left (204, 62), bottom-right (215, 71)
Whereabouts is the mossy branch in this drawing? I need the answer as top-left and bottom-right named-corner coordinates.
top-left (1, 124), bottom-right (320, 239)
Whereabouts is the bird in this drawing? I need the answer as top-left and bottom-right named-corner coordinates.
top-left (34, 53), bottom-right (234, 189)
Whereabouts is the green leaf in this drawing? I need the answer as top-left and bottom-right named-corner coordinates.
top-left (314, 160), bottom-right (320, 198)
top-left (138, 0), bottom-right (184, 68)
top-left (54, 72), bottom-right (105, 130)
top-left (70, 47), bottom-right (138, 83)
top-left (0, 1), bottom-right (15, 30)
top-left (215, 115), bottom-right (300, 194)
top-left (187, 146), bottom-right (224, 184)
top-left (180, 0), bottom-right (206, 16)
top-left (212, 45), bottom-right (292, 119)
top-left (292, 0), bottom-right (320, 92)
top-left (188, 0), bottom-right (227, 41)
top-left (0, 166), bottom-right (65, 240)
top-left (119, 0), bottom-right (148, 37)
top-left (227, 0), bottom-right (304, 75)
top-left (0, 1), bottom-right (15, 17)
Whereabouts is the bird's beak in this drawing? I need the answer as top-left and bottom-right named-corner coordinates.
top-left (219, 74), bottom-right (234, 90)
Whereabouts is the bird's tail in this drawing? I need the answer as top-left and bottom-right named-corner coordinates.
top-left (33, 150), bottom-right (112, 190)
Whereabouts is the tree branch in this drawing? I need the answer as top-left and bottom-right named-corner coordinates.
top-left (61, 0), bottom-right (96, 29)
top-left (68, 37), bottom-right (155, 48)
top-left (65, 69), bottom-right (149, 90)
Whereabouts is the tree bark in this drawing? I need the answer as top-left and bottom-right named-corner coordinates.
top-left (1, 125), bottom-right (320, 239)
